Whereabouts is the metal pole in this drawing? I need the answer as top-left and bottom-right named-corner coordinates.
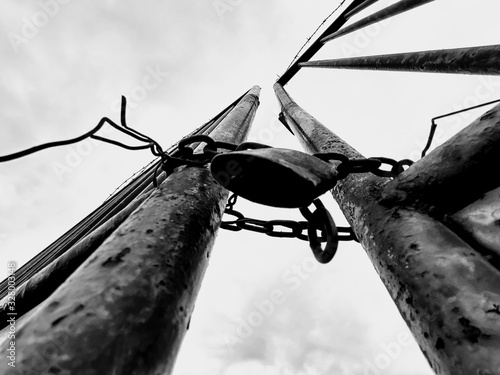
top-left (299, 45), bottom-right (500, 75)
top-left (274, 82), bottom-right (500, 374)
top-left (0, 89), bottom-right (249, 301)
top-left (4, 86), bottom-right (260, 375)
top-left (321, 0), bottom-right (435, 43)
top-left (0, 185), bottom-right (155, 328)
top-left (277, 0), bottom-right (367, 86)
top-left (344, 0), bottom-right (383, 19)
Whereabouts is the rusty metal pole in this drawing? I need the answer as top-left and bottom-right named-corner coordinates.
top-left (0, 185), bottom-right (157, 327)
top-left (274, 82), bottom-right (500, 375)
top-left (0, 89), bottom-right (250, 302)
top-left (3, 86), bottom-right (260, 375)
top-left (299, 45), bottom-right (500, 75)
top-left (321, 0), bottom-right (435, 43)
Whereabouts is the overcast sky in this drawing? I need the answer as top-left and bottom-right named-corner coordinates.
top-left (1, 0), bottom-right (500, 374)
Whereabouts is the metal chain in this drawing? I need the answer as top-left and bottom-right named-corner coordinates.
top-left (158, 134), bottom-right (413, 263)
top-left (313, 153), bottom-right (413, 179)
top-left (221, 194), bottom-right (358, 264)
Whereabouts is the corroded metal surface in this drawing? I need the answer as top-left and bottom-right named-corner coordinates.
top-left (322, 0), bottom-right (434, 43)
top-left (383, 103), bottom-right (500, 215)
top-left (274, 83), bottom-right (500, 375)
top-left (299, 45), bottom-right (500, 76)
top-left (3, 86), bottom-right (260, 375)
top-left (449, 186), bottom-right (500, 261)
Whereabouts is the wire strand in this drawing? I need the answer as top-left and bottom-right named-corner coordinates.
top-left (0, 97), bottom-right (158, 163)
top-left (285, 0), bottom-right (348, 71)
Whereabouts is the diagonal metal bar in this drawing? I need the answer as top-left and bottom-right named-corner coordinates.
top-left (343, 0), bottom-right (383, 19)
top-left (277, 0), bottom-right (367, 86)
top-left (322, 0), bottom-right (435, 43)
top-left (300, 44), bottom-right (500, 75)
top-left (274, 82), bottom-right (500, 374)
top-left (2, 86), bottom-right (261, 375)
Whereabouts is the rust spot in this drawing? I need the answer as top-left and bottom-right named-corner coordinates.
top-left (435, 338), bottom-right (445, 350)
top-left (74, 304), bottom-right (85, 313)
top-left (157, 280), bottom-right (166, 287)
top-left (102, 247), bottom-right (131, 267)
top-left (48, 366), bottom-right (62, 374)
top-left (47, 301), bottom-right (60, 311)
top-left (494, 219), bottom-right (500, 226)
top-left (458, 317), bottom-right (482, 343)
top-left (486, 304), bottom-right (500, 315)
top-left (480, 112), bottom-right (496, 121)
top-left (391, 210), bottom-right (401, 219)
top-left (409, 243), bottom-right (419, 250)
top-left (52, 315), bottom-right (67, 326)
top-left (146, 229), bottom-right (154, 234)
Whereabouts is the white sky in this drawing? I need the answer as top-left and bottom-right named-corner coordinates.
top-left (1, 0), bottom-right (500, 374)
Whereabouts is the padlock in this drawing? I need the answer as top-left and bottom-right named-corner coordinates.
top-left (210, 148), bottom-right (337, 208)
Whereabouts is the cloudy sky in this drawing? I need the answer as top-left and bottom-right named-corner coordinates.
top-left (1, 0), bottom-right (500, 374)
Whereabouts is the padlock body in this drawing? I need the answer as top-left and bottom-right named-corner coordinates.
top-left (210, 148), bottom-right (337, 208)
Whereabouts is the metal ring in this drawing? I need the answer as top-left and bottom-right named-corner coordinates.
top-left (236, 218), bottom-right (268, 233)
top-left (265, 220), bottom-right (302, 238)
top-left (306, 200), bottom-right (339, 264)
top-left (392, 159), bottom-right (413, 175)
top-left (221, 209), bottom-right (244, 232)
top-left (178, 135), bottom-right (217, 152)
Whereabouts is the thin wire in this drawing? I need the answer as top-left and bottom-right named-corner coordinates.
top-left (0, 97), bottom-right (158, 163)
top-left (285, 0), bottom-right (349, 71)
top-left (421, 97), bottom-right (500, 157)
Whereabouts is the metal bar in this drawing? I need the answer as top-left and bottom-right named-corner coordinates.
top-left (344, 0), bottom-right (383, 19)
top-left (300, 45), bottom-right (500, 75)
top-left (277, 0), bottom-right (367, 86)
top-left (274, 82), bottom-right (500, 374)
top-left (3, 86), bottom-right (261, 375)
top-left (322, 0), bottom-right (435, 43)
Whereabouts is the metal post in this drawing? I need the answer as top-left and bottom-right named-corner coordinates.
top-left (274, 82), bottom-right (500, 375)
top-left (299, 45), bottom-right (500, 75)
top-left (321, 0), bottom-right (435, 43)
top-left (3, 86), bottom-right (260, 375)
